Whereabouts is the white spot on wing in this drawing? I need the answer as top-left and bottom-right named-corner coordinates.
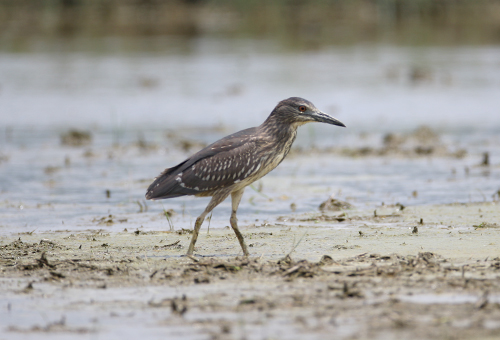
top-left (254, 163), bottom-right (261, 173)
top-left (245, 165), bottom-right (255, 177)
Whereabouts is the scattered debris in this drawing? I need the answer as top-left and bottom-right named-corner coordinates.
top-left (473, 222), bottom-right (499, 229)
top-left (171, 295), bottom-right (188, 315)
top-left (176, 228), bottom-right (193, 235)
top-left (93, 215), bottom-right (128, 226)
top-left (279, 213), bottom-right (347, 223)
top-left (374, 203), bottom-right (405, 216)
top-left (60, 129), bottom-right (92, 147)
top-left (44, 166), bottom-right (61, 175)
top-left (333, 125), bottom-right (467, 158)
top-left (319, 196), bottom-right (354, 212)
top-left (154, 240), bottom-right (182, 250)
top-left (137, 200), bottom-right (148, 213)
top-left (480, 152), bottom-right (490, 166)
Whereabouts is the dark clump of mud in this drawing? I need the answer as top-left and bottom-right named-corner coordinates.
top-left (319, 196), bottom-right (354, 212)
top-left (60, 129), bottom-right (92, 147)
top-left (345, 125), bottom-right (467, 158)
top-left (293, 125), bottom-right (468, 158)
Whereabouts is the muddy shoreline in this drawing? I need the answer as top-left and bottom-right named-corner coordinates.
top-left (1, 202), bottom-right (499, 339)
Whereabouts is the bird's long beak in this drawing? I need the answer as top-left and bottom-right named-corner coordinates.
top-left (313, 111), bottom-right (346, 127)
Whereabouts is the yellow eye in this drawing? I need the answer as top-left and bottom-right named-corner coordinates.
top-left (298, 106), bottom-right (307, 112)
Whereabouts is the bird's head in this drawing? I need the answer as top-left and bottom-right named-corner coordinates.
top-left (271, 97), bottom-right (346, 128)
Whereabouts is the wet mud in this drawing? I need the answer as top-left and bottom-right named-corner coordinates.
top-left (1, 202), bottom-right (499, 339)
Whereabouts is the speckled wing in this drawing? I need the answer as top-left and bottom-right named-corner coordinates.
top-left (146, 127), bottom-right (268, 200)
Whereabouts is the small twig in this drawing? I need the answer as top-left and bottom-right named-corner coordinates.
top-left (283, 264), bottom-right (302, 276)
top-left (286, 231), bottom-right (307, 257)
top-left (164, 240), bottom-right (180, 247)
top-left (162, 203), bottom-right (175, 231)
top-left (166, 214), bottom-right (174, 231)
top-left (136, 200), bottom-right (148, 213)
top-left (186, 255), bottom-right (199, 262)
top-left (462, 264), bottom-right (468, 278)
top-left (207, 212), bottom-right (212, 235)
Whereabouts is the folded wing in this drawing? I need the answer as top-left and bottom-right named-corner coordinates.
top-left (146, 127), bottom-right (266, 200)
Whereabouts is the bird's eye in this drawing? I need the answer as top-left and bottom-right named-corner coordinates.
top-left (298, 106), bottom-right (307, 112)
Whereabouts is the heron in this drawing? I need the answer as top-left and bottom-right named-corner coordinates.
top-left (146, 97), bottom-right (345, 256)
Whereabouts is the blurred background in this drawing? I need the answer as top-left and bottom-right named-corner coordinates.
top-left (1, 0), bottom-right (499, 233)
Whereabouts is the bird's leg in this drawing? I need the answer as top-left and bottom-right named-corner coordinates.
top-left (230, 188), bottom-right (250, 257)
top-left (186, 213), bottom-right (207, 256)
top-left (186, 193), bottom-right (229, 256)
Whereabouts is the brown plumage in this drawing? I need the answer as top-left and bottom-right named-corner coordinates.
top-left (146, 97), bottom-right (345, 256)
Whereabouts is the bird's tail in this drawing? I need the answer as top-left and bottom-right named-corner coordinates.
top-left (145, 162), bottom-right (187, 200)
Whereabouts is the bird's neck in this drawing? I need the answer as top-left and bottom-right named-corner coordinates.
top-left (259, 114), bottom-right (299, 148)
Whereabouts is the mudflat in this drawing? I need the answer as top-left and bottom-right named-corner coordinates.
top-left (1, 202), bottom-right (499, 340)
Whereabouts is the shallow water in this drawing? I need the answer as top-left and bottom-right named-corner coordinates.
top-left (1, 129), bottom-right (499, 235)
top-left (1, 39), bottom-right (500, 235)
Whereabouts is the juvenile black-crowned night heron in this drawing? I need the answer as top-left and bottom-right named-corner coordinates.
top-left (146, 97), bottom-right (345, 256)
